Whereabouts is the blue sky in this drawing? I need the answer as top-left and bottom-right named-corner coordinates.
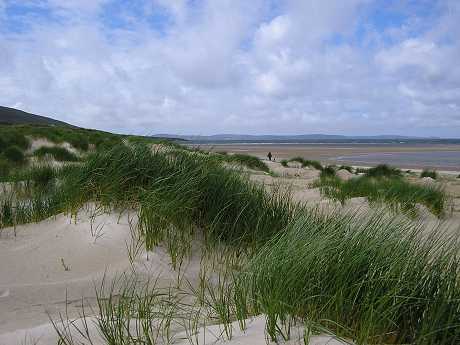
top-left (0, 0), bottom-right (459, 137)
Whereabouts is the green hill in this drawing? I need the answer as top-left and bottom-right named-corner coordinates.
top-left (0, 106), bottom-right (73, 127)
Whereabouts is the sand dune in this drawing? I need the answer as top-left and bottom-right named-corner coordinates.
top-left (1, 160), bottom-right (460, 344)
top-left (0, 204), bottom-right (347, 345)
top-left (0, 206), bottom-right (203, 343)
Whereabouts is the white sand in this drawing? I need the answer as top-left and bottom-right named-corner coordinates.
top-left (0, 206), bottom-right (203, 341)
top-left (0, 314), bottom-right (347, 345)
top-left (0, 206), bottom-right (347, 345)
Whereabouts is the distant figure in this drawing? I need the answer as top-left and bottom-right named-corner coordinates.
top-left (267, 152), bottom-right (272, 161)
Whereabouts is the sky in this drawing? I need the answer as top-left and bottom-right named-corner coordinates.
top-left (0, 0), bottom-right (459, 137)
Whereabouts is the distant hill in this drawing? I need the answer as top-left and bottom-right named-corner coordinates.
top-left (152, 133), bottom-right (431, 142)
top-left (0, 106), bottom-right (74, 127)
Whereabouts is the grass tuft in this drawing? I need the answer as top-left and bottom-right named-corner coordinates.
top-left (421, 169), bottom-right (438, 179)
top-left (320, 165), bottom-right (336, 178)
top-left (365, 164), bottom-right (402, 178)
top-left (34, 146), bottom-right (79, 162)
top-left (2, 145), bottom-right (25, 163)
top-left (282, 157), bottom-right (323, 170)
top-left (314, 174), bottom-right (447, 217)
top-left (338, 165), bottom-right (353, 173)
top-left (238, 210), bottom-right (460, 344)
top-left (226, 153), bottom-right (269, 172)
top-left (0, 159), bottom-right (11, 180)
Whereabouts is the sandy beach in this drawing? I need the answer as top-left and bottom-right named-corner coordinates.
top-left (197, 143), bottom-right (460, 172)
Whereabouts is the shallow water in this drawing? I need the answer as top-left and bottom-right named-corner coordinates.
top-left (334, 151), bottom-right (460, 169)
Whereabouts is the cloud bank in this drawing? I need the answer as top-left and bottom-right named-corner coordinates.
top-left (0, 0), bottom-right (459, 136)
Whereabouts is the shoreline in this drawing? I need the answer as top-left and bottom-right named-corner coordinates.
top-left (194, 143), bottom-right (460, 173)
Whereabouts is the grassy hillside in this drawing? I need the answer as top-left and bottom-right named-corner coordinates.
top-left (0, 123), bottom-right (166, 181)
top-left (0, 106), bottom-right (73, 126)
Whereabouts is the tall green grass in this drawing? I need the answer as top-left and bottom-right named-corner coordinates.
top-left (79, 145), bottom-right (293, 245)
top-left (421, 169), bottom-right (438, 180)
top-left (3, 144), bottom-right (293, 246)
top-left (314, 174), bottom-right (447, 217)
top-left (33, 146), bottom-right (79, 162)
top-left (237, 210), bottom-right (460, 344)
top-left (2, 145), bottom-right (25, 163)
top-left (281, 157), bottom-right (323, 170)
top-left (224, 153), bottom-right (269, 172)
top-left (365, 164), bottom-right (402, 178)
top-left (0, 131), bottom-right (30, 150)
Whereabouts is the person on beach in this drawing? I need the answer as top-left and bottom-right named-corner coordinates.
top-left (267, 152), bottom-right (272, 161)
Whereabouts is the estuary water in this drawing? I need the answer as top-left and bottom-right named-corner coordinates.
top-left (334, 150), bottom-right (460, 170)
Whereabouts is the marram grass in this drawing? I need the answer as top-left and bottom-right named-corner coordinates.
top-left (237, 209), bottom-right (460, 344)
top-left (314, 174), bottom-right (448, 217)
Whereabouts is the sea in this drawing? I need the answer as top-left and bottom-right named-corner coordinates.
top-left (333, 151), bottom-right (460, 170)
top-left (189, 139), bottom-right (460, 171)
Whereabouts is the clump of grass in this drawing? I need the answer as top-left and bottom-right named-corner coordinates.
top-left (421, 169), bottom-right (438, 180)
top-left (226, 153), bottom-right (269, 172)
top-left (338, 165), bottom-right (353, 173)
top-left (0, 159), bottom-right (11, 180)
top-left (3, 145), bottom-right (25, 163)
top-left (355, 167), bottom-right (368, 174)
top-left (0, 137), bottom-right (6, 153)
top-left (282, 157), bottom-right (323, 170)
top-left (320, 165), bottom-right (336, 178)
top-left (238, 210), bottom-right (460, 344)
top-left (34, 146), bottom-right (79, 162)
top-left (44, 144), bottom-right (294, 246)
top-left (365, 164), bottom-right (401, 178)
top-left (0, 189), bottom-right (63, 228)
top-left (24, 165), bottom-right (58, 189)
top-left (0, 132), bottom-right (30, 150)
top-left (314, 174), bottom-right (447, 217)
top-left (67, 133), bottom-right (89, 151)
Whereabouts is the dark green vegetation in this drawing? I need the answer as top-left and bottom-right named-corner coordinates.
top-left (2, 145), bottom-right (25, 163)
top-left (238, 211), bottom-right (460, 344)
top-left (0, 105), bottom-right (72, 126)
top-left (185, 147), bottom-right (269, 172)
top-left (1, 129), bottom-right (458, 344)
top-left (280, 156), bottom-right (323, 170)
top-left (34, 146), bottom-right (79, 162)
top-left (1, 144), bottom-right (292, 245)
top-left (421, 169), bottom-right (438, 180)
top-left (314, 169), bottom-right (447, 217)
top-left (0, 131), bottom-right (30, 150)
top-left (338, 165), bottom-right (354, 173)
top-left (365, 164), bottom-right (402, 178)
top-left (222, 153), bottom-right (269, 172)
top-left (319, 165), bottom-right (336, 178)
top-left (0, 159), bottom-right (10, 178)
top-left (0, 125), bottom-right (121, 151)
top-left (0, 124), bottom-right (161, 182)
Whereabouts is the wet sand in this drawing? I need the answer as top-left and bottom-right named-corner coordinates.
top-left (196, 143), bottom-right (460, 171)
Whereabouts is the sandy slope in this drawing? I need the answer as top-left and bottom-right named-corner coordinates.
top-left (0, 206), bottom-right (203, 343)
top-left (0, 315), bottom-right (346, 345)
top-left (0, 205), bottom-right (346, 345)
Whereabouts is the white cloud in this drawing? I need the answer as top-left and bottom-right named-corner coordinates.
top-left (0, 0), bottom-right (459, 136)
